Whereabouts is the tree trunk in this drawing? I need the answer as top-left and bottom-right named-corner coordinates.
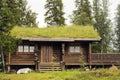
top-left (1, 46), bottom-right (5, 72)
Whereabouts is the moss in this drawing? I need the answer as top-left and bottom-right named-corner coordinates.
top-left (10, 25), bottom-right (100, 38)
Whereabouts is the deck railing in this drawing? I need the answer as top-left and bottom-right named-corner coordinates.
top-left (91, 53), bottom-right (120, 65)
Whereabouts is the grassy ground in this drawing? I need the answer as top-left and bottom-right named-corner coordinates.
top-left (0, 69), bottom-right (120, 80)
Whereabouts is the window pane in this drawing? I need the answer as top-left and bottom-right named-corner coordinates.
top-left (70, 46), bottom-right (74, 52)
top-left (75, 46), bottom-right (80, 52)
top-left (18, 46), bottom-right (23, 52)
top-left (24, 45), bottom-right (29, 52)
top-left (30, 46), bottom-right (35, 52)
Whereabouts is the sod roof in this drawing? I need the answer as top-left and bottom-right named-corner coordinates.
top-left (10, 25), bottom-right (100, 41)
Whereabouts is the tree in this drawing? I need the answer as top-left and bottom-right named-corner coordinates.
top-left (71, 0), bottom-right (93, 25)
top-left (0, 0), bottom-right (20, 72)
top-left (45, 0), bottom-right (65, 26)
top-left (17, 0), bottom-right (38, 27)
top-left (114, 4), bottom-right (120, 52)
top-left (92, 0), bottom-right (111, 53)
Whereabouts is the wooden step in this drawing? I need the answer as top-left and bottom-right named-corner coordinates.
top-left (39, 63), bottom-right (62, 72)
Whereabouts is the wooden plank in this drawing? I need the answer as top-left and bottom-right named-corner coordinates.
top-left (8, 53), bottom-right (35, 66)
top-left (40, 44), bottom-right (53, 63)
top-left (91, 53), bottom-right (120, 65)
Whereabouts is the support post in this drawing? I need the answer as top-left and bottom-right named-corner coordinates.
top-left (7, 52), bottom-right (11, 72)
top-left (34, 45), bottom-right (39, 71)
top-left (7, 65), bottom-right (10, 73)
top-left (35, 52), bottom-right (39, 71)
top-left (89, 43), bottom-right (92, 69)
top-left (61, 43), bottom-right (65, 70)
top-left (8, 52), bottom-right (11, 65)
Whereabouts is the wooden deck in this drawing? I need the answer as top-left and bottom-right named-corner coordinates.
top-left (91, 53), bottom-right (120, 65)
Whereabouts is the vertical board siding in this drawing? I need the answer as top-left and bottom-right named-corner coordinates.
top-left (41, 44), bottom-right (53, 63)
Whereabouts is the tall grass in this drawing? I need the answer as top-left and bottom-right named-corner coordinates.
top-left (0, 69), bottom-right (120, 80)
top-left (10, 25), bottom-right (100, 38)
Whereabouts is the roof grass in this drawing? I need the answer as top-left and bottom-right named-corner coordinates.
top-left (10, 25), bottom-right (100, 39)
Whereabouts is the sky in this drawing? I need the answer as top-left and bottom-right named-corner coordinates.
top-left (26, 0), bottom-right (120, 27)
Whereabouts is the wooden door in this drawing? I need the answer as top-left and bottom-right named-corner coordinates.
top-left (41, 44), bottom-right (53, 63)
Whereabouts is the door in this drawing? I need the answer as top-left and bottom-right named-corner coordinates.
top-left (40, 44), bottom-right (53, 63)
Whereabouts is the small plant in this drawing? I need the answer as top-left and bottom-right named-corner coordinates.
top-left (79, 55), bottom-right (86, 70)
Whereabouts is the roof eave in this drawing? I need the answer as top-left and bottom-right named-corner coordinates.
top-left (21, 37), bottom-right (101, 42)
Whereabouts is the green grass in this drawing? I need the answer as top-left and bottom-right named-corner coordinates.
top-left (10, 25), bottom-right (100, 39)
top-left (1, 69), bottom-right (120, 80)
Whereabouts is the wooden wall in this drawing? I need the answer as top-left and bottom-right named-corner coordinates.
top-left (64, 42), bottom-right (89, 65)
top-left (6, 53), bottom-right (35, 65)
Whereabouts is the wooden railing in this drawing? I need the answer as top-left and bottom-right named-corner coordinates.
top-left (64, 54), bottom-right (87, 65)
top-left (6, 53), bottom-right (35, 65)
top-left (91, 53), bottom-right (120, 65)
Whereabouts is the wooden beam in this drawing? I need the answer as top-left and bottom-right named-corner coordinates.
top-left (62, 43), bottom-right (65, 62)
top-left (8, 52), bottom-right (11, 65)
top-left (61, 43), bottom-right (65, 70)
top-left (89, 43), bottom-right (92, 69)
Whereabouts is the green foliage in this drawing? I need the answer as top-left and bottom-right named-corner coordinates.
top-left (79, 55), bottom-right (86, 69)
top-left (114, 4), bottom-right (120, 52)
top-left (16, 0), bottom-right (38, 27)
top-left (45, 0), bottom-right (65, 26)
top-left (10, 25), bottom-right (100, 39)
top-left (0, 0), bottom-right (16, 32)
top-left (71, 0), bottom-right (93, 25)
top-left (0, 33), bottom-right (20, 53)
top-left (1, 69), bottom-right (120, 80)
top-left (92, 0), bottom-right (111, 53)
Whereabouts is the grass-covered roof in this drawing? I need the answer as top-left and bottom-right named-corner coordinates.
top-left (10, 25), bottom-right (100, 39)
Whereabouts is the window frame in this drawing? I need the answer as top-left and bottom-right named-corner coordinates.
top-left (17, 44), bottom-right (35, 53)
top-left (18, 45), bottom-right (23, 52)
top-left (69, 45), bottom-right (80, 54)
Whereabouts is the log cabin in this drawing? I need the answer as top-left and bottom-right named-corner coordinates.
top-left (6, 25), bottom-right (101, 72)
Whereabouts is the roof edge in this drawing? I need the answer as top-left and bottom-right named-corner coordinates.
top-left (21, 37), bottom-right (101, 42)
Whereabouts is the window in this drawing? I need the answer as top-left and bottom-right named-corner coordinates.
top-left (70, 46), bottom-right (80, 53)
top-left (70, 46), bottom-right (74, 52)
top-left (18, 45), bottom-right (35, 53)
top-left (18, 45), bottom-right (23, 52)
top-left (24, 45), bottom-right (29, 52)
top-left (75, 46), bottom-right (80, 52)
top-left (30, 46), bottom-right (35, 52)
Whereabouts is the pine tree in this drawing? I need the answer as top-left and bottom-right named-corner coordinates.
top-left (115, 4), bottom-right (120, 52)
top-left (92, 0), bottom-right (111, 53)
top-left (17, 0), bottom-right (38, 27)
top-left (45, 0), bottom-right (65, 26)
top-left (71, 0), bottom-right (92, 25)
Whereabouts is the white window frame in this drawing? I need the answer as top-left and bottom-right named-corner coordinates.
top-left (18, 45), bottom-right (23, 52)
top-left (69, 46), bottom-right (80, 53)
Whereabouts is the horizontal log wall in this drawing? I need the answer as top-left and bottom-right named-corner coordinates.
top-left (64, 54), bottom-right (87, 65)
top-left (91, 53), bottom-right (120, 65)
top-left (6, 53), bottom-right (35, 65)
